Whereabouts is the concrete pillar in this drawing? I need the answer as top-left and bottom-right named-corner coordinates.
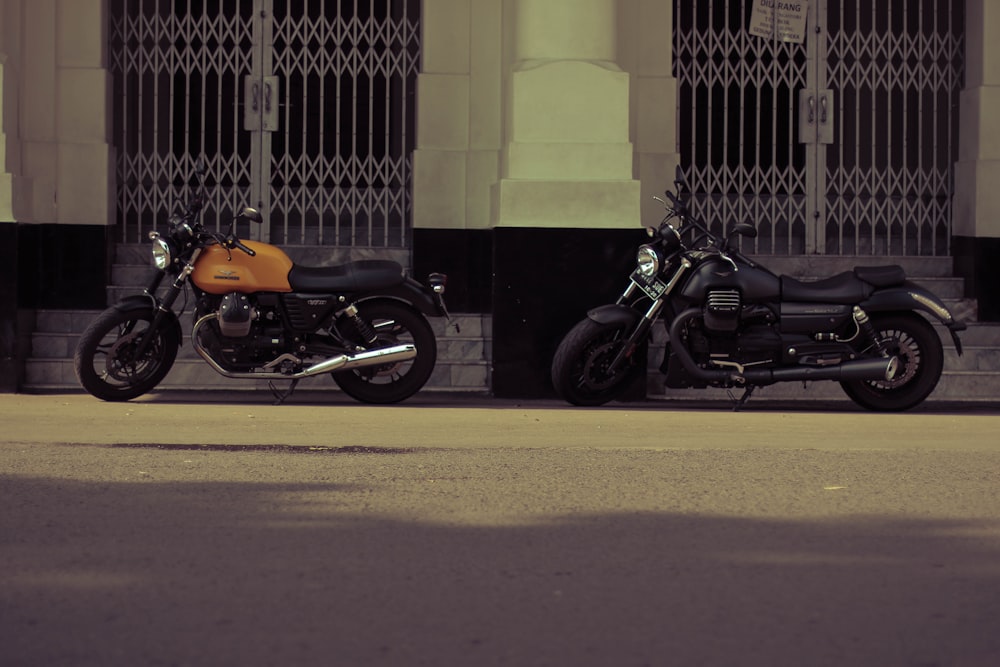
top-left (1, 54), bottom-right (12, 221)
top-left (955, 0), bottom-right (1000, 239)
top-left (619, 0), bottom-right (681, 226)
top-left (952, 0), bottom-right (1000, 320)
top-left (493, 0), bottom-right (640, 228)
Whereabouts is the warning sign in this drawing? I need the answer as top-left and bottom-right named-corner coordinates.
top-left (749, 0), bottom-right (808, 44)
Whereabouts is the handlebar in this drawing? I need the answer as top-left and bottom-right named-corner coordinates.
top-left (231, 238), bottom-right (256, 256)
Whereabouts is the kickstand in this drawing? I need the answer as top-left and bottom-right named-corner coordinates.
top-left (727, 385), bottom-right (755, 412)
top-left (269, 379), bottom-right (299, 405)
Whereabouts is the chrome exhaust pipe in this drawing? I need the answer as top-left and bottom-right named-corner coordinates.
top-left (191, 313), bottom-right (417, 380)
top-left (298, 344), bottom-right (417, 377)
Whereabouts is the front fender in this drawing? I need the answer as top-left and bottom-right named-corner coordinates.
top-left (861, 281), bottom-right (966, 353)
top-left (586, 304), bottom-right (642, 328)
top-left (112, 295), bottom-right (184, 348)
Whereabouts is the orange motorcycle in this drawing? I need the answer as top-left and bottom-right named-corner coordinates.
top-left (75, 165), bottom-right (450, 404)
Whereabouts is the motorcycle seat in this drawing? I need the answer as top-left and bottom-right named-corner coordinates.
top-left (287, 259), bottom-right (404, 293)
top-left (854, 264), bottom-right (906, 287)
top-left (780, 264), bottom-right (906, 304)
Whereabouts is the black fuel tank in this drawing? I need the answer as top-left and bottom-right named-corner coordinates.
top-left (678, 257), bottom-right (780, 303)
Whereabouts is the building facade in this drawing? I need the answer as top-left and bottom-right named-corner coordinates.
top-left (2, 0), bottom-right (998, 395)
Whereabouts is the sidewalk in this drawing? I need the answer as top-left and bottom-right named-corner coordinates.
top-left (4, 390), bottom-right (1000, 451)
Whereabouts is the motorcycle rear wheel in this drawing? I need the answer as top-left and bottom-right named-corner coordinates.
top-left (331, 300), bottom-right (437, 404)
top-left (839, 312), bottom-right (944, 412)
top-left (74, 307), bottom-right (180, 401)
top-left (551, 317), bottom-right (645, 406)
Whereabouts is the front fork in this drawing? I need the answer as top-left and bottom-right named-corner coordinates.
top-left (607, 258), bottom-right (691, 372)
top-left (134, 249), bottom-right (201, 359)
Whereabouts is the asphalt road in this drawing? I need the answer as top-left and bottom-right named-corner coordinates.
top-left (3, 391), bottom-right (1000, 666)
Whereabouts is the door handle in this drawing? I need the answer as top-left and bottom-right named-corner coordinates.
top-left (261, 76), bottom-right (279, 131)
top-left (244, 75), bottom-right (279, 132)
top-left (799, 90), bottom-right (833, 144)
top-left (244, 75), bottom-right (260, 130)
top-left (817, 90), bottom-right (833, 144)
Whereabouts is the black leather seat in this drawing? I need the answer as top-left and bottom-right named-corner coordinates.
top-left (287, 259), bottom-right (403, 292)
top-left (781, 265), bottom-right (905, 304)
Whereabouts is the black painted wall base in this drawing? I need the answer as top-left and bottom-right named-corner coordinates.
top-left (415, 225), bottom-right (648, 398)
top-left (0, 222), bottom-right (113, 392)
top-left (0, 222), bottom-right (20, 391)
top-left (953, 235), bottom-right (1000, 322)
top-left (491, 227), bottom-right (648, 399)
top-left (17, 224), bottom-right (112, 309)
top-left (412, 228), bottom-right (493, 314)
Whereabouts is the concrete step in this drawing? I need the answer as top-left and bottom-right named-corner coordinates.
top-left (649, 370), bottom-right (1000, 404)
top-left (24, 311), bottom-right (492, 394)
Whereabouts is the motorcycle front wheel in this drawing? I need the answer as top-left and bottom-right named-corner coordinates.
top-left (74, 307), bottom-right (180, 401)
top-left (840, 312), bottom-right (944, 412)
top-left (331, 300), bottom-right (437, 404)
top-left (551, 317), bottom-right (645, 406)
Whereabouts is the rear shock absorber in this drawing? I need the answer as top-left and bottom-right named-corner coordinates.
top-left (853, 306), bottom-right (887, 355)
top-left (343, 304), bottom-right (379, 346)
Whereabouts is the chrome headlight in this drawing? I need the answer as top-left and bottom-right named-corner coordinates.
top-left (150, 232), bottom-right (173, 270)
top-left (636, 245), bottom-right (661, 278)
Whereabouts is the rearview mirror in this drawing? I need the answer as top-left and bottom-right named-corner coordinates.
top-left (240, 207), bottom-right (263, 223)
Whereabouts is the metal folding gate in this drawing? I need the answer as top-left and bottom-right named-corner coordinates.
top-left (673, 0), bottom-right (964, 256)
top-left (109, 0), bottom-right (420, 248)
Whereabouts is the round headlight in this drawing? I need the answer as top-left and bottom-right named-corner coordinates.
top-left (636, 245), bottom-right (660, 278)
top-left (151, 235), bottom-right (173, 270)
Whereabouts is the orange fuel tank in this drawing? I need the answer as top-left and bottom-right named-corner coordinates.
top-left (190, 241), bottom-right (294, 294)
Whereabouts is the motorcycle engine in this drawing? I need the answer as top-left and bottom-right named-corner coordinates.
top-left (703, 289), bottom-right (741, 332)
top-left (695, 295), bottom-right (782, 365)
top-left (194, 293), bottom-right (290, 369)
top-left (218, 292), bottom-right (254, 337)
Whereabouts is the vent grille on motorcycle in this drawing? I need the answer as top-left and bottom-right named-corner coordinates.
top-left (218, 292), bottom-right (254, 337)
top-left (704, 289), bottom-right (741, 332)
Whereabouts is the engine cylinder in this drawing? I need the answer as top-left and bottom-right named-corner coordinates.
top-left (218, 292), bottom-right (253, 337)
top-left (703, 289), bottom-right (741, 332)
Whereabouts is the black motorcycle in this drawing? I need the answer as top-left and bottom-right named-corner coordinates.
top-left (551, 166), bottom-right (966, 411)
top-left (75, 164), bottom-right (450, 404)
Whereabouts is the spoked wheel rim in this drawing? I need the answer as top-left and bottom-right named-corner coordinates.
top-left (862, 328), bottom-right (922, 392)
top-left (101, 325), bottom-right (166, 385)
top-left (839, 313), bottom-right (944, 412)
top-left (347, 318), bottom-right (415, 384)
top-left (331, 302), bottom-right (436, 404)
top-left (74, 307), bottom-right (180, 401)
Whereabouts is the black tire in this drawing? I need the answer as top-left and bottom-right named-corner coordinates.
top-left (331, 300), bottom-right (437, 404)
top-left (74, 307), bottom-right (180, 401)
top-left (840, 312), bottom-right (944, 412)
top-left (551, 317), bottom-right (644, 406)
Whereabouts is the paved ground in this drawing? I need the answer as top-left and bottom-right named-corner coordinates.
top-left (3, 391), bottom-right (1000, 666)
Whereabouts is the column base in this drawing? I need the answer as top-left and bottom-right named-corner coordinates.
top-left (493, 178), bottom-right (641, 229)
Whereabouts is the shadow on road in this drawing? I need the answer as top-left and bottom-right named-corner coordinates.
top-left (3, 457), bottom-right (999, 667)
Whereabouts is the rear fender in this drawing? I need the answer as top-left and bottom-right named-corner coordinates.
top-left (860, 282), bottom-right (966, 354)
top-left (357, 277), bottom-right (443, 317)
